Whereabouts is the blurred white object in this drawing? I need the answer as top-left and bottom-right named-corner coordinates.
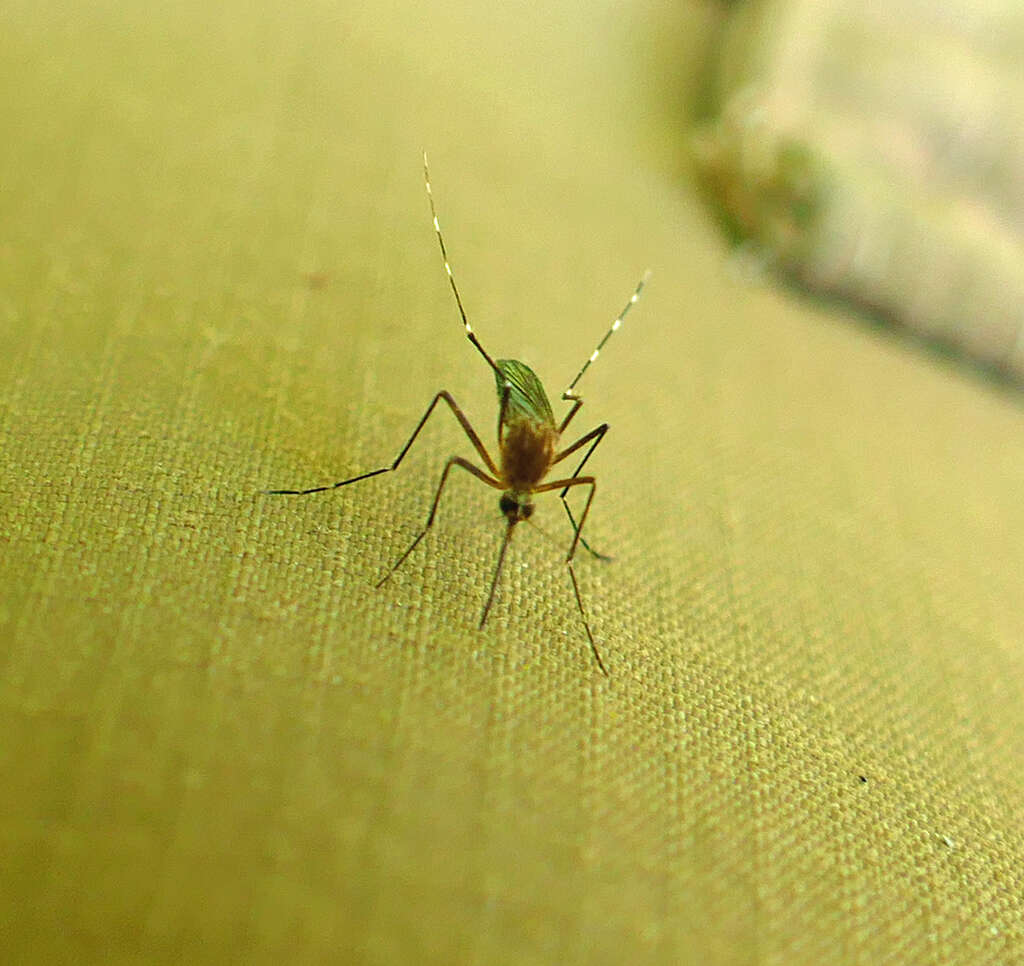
top-left (694, 0), bottom-right (1024, 380)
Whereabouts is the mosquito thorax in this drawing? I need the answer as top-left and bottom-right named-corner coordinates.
top-left (499, 493), bottom-right (534, 523)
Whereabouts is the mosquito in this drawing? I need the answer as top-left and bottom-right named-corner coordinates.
top-left (267, 154), bottom-right (649, 675)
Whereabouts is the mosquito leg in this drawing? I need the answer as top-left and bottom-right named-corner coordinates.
top-left (265, 390), bottom-right (499, 495)
top-left (551, 424), bottom-right (610, 560)
top-left (532, 475), bottom-right (607, 674)
top-left (537, 476), bottom-right (597, 563)
top-left (567, 563), bottom-right (608, 676)
top-left (553, 423), bottom-right (607, 476)
top-left (561, 502), bottom-right (611, 562)
top-left (378, 456), bottom-right (501, 586)
top-left (557, 393), bottom-right (583, 435)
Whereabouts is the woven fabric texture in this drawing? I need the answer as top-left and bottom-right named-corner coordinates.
top-left (1, 2), bottom-right (1022, 964)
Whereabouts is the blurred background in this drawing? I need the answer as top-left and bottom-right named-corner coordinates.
top-left (695, 0), bottom-right (1024, 384)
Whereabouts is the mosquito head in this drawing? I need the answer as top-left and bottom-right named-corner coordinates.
top-left (500, 492), bottom-right (534, 523)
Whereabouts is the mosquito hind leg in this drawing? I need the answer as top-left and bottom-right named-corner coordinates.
top-left (566, 562), bottom-right (608, 676)
top-left (551, 423), bottom-right (610, 560)
top-left (561, 501), bottom-right (612, 562)
top-left (378, 456), bottom-right (501, 586)
top-left (533, 474), bottom-right (608, 674)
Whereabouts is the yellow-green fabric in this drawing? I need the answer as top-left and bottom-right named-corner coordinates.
top-left (2, 2), bottom-right (1021, 964)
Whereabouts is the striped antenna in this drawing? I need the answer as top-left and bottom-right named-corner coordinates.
top-left (423, 152), bottom-right (501, 375)
top-left (564, 269), bottom-right (651, 397)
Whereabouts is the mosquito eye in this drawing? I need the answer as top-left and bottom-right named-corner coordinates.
top-left (523, 504), bottom-right (534, 519)
top-left (499, 495), bottom-right (517, 516)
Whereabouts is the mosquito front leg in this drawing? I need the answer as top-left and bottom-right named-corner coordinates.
top-left (378, 456), bottom-right (502, 586)
top-left (265, 390), bottom-right (499, 495)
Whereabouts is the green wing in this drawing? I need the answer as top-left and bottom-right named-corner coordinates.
top-left (494, 359), bottom-right (555, 428)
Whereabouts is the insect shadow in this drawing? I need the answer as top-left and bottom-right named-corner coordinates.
top-left (267, 154), bottom-right (649, 675)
